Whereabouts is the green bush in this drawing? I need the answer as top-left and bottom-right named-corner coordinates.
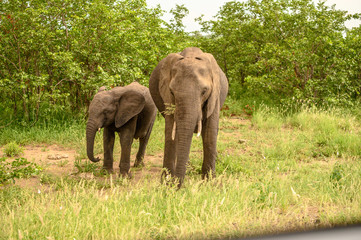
top-left (3, 141), bottom-right (23, 157)
top-left (0, 157), bottom-right (42, 184)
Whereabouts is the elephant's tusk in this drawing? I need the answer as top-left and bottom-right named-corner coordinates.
top-left (197, 120), bottom-right (202, 137)
top-left (172, 121), bottom-right (176, 141)
top-left (98, 128), bottom-right (101, 133)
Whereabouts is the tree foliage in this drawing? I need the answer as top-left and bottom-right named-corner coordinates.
top-left (0, 0), bottom-right (192, 122)
top-left (0, 0), bottom-right (360, 124)
top-left (197, 0), bottom-right (361, 106)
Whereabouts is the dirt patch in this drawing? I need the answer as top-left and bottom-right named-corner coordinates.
top-left (0, 144), bottom-right (77, 189)
top-left (220, 117), bottom-right (251, 129)
top-left (228, 117), bottom-right (251, 125)
top-left (131, 153), bottom-right (163, 183)
top-left (0, 144), bottom-right (164, 189)
top-left (28, 145), bottom-right (77, 175)
top-left (2, 144), bottom-right (78, 177)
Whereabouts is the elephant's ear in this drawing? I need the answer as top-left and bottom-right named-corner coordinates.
top-left (159, 53), bottom-right (183, 103)
top-left (115, 90), bottom-right (145, 128)
top-left (149, 53), bottom-right (179, 116)
top-left (205, 53), bottom-right (221, 118)
top-left (149, 53), bottom-right (182, 116)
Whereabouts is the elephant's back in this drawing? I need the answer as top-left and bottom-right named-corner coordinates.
top-left (125, 82), bottom-right (149, 94)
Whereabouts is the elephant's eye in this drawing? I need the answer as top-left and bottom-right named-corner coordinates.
top-left (201, 88), bottom-right (208, 96)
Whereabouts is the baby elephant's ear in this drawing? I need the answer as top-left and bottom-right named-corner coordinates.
top-left (115, 90), bottom-right (145, 128)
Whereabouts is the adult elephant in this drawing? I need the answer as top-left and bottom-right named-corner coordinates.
top-left (86, 82), bottom-right (157, 177)
top-left (149, 47), bottom-right (228, 187)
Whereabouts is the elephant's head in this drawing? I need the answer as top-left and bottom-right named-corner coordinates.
top-left (157, 47), bottom-right (222, 180)
top-left (86, 86), bottom-right (145, 162)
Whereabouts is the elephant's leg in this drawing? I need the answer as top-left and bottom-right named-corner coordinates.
top-left (118, 117), bottom-right (137, 177)
top-left (201, 107), bottom-right (220, 179)
top-left (134, 121), bottom-right (154, 167)
top-left (162, 115), bottom-right (177, 179)
top-left (103, 126), bottom-right (115, 172)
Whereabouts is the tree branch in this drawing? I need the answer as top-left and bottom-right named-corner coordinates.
top-left (1, 54), bottom-right (19, 71)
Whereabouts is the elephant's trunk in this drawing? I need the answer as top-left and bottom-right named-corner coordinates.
top-left (174, 104), bottom-right (199, 186)
top-left (86, 120), bottom-right (101, 163)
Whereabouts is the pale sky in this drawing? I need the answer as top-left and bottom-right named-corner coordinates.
top-left (146, 0), bottom-right (361, 32)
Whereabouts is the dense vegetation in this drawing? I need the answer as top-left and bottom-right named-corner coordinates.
top-left (197, 0), bottom-right (361, 105)
top-left (0, 0), bottom-right (191, 122)
top-left (1, 0), bottom-right (360, 124)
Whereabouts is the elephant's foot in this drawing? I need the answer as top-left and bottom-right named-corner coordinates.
top-left (101, 167), bottom-right (114, 175)
top-left (160, 168), bottom-right (171, 182)
top-left (120, 169), bottom-right (132, 179)
top-left (133, 158), bottom-right (145, 168)
top-left (201, 169), bottom-right (216, 181)
top-left (160, 169), bottom-right (182, 188)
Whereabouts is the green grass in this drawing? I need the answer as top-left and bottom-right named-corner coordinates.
top-left (1, 172), bottom-right (360, 239)
top-left (0, 118), bottom-right (86, 147)
top-left (0, 105), bottom-right (361, 239)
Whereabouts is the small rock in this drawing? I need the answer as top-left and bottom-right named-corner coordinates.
top-left (238, 139), bottom-right (247, 144)
top-left (47, 154), bottom-right (69, 160)
top-left (79, 172), bottom-right (94, 179)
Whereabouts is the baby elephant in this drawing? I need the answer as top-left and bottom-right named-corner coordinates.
top-left (86, 82), bottom-right (157, 177)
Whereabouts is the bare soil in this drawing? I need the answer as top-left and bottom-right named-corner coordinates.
top-left (1, 144), bottom-right (77, 174)
top-left (0, 144), bottom-right (164, 189)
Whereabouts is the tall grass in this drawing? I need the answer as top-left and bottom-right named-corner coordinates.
top-left (1, 170), bottom-right (360, 239)
top-left (249, 105), bottom-right (361, 160)
top-left (0, 118), bottom-right (86, 146)
top-left (0, 104), bottom-right (361, 239)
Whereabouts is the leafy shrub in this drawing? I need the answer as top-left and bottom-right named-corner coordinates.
top-left (3, 141), bottom-right (23, 157)
top-left (0, 157), bottom-right (42, 184)
top-left (74, 158), bottom-right (102, 175)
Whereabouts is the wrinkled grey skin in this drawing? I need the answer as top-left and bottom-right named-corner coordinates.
top-left (86, 82), bottom-right (157, 176)
top-left (149, 47), bottom-right (228, 187)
